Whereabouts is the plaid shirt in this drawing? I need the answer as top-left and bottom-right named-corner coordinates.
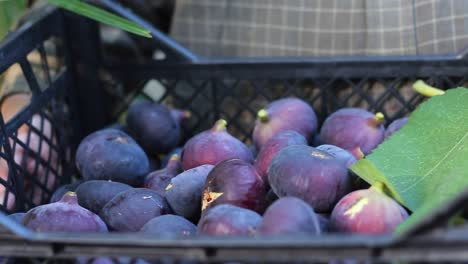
top-left (170, 0), bottom-right (468, 57)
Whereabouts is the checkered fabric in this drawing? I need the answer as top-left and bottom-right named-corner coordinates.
top-left (170, 0), bottom-right (468, 57)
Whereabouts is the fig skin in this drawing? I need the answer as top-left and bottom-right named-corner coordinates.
top-left (144, 154), bottom-right (182, 196)
top-left (257, 197), bottom-right (321, 236)
top-left (99, 188), bottom-right (170, 232)
top-left (75, 180), bottom-right (132, 214)
top-left (319, 108), bottom-right (385, 155)
top-left (385, 117), bottom-right (409, 139)
top-left (252, 98), bottom-right (318, 148)
top-left (316, 144), bottom-right (362, 168)
top-left (255, 130), bottom-right (307, 185)
top-left (126, 101), bottom-right (181, 155)
top-left (8, 212), bottom-right (25, 223)
top-left (330, 184), bottom-right (409, 234)
top-left (197, 204), bottom-right (262, 236)
top-left (50, 180), bottom-right (83, 203)
top-left (140, 214), bottom-right (197, 237)
top-left (182, 120), bottom-right (254, 170)
top-left (161, 147), bottom-right (183, 167)
top-left (75, 128), bottom-right (150, 186)
top-left (165, 165), bottom-right (214, 222)
top-left (202, 159), bottom-right (266, 214)
top-left (268, 145), bottom-right (351, 213)
top-left (22, 192), bottom-right (108, 232)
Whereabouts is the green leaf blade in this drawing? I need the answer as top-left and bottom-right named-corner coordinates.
top-left (350, 87), bottom-right (468, 235)
top-left (47, 0), bottom-right (151, 38)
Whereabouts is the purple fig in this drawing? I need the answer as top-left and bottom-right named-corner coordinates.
top-left (75, 128), bottom-right (150, 186)
top-left (140, 214), bottom-right (197, 237)
top-left (255, 130), bottom-right (307, 184)
top-left (100, 188), bottom-right (170, 232)
top-left (257, 197), bottom-right (321, 235)
top-left (127, 100), bottom-right (180, 154)
top-left (23, 192), bottom-right (107, 232)
top-left (385, 117), bottom-right (409, 139)
top-left (182, 119), bottom-right (254, 170)
top-left (268, 145), bottom-right (351, 213)
top-left (161, 147), bottom-right (183, 167)
top-left (50, 180), bottom-right (83, 203)
top-left (330, 184), bottom-right (409, 234)
top-left (75, 180), bottom-right (132, 214)
top-left (170, 109), bottom-right (191, 123)
top-left (316, 144), bottom-right (360, 168)
top-left (202, 159), bottom-right (266, 214)
top-left (144, 154), bottom-right (182, 196)
top-left (165, 165), bottom-right (214, 222)
top-left (198, 204), bottom-right (262, 236)
top-left (252, 98), bottom-right (318, 148)
top-left (319, 108), bottom-right (385, 155)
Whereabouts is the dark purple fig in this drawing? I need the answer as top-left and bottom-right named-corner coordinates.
top-left (316, 144), bottom-right (359, 168)
top-left (170, 109), bottom-right (191, 124)
top-left (127, 100), bottom-right (180, 154)
top-left (75, 180), bottom-right (132, 214)
top-left (385, 117), bottom-right (409, 139)
top-left (140, 214), bottom-right (197, 237)
top-left (330, 184), bottom-right (409, 234)
top-left (255, 130), bottom-right (307, 184)
top-left (75, 128), bottom-right (150, 186)
top-left (197, 204), bottom-right (262, 236)
top-left (258, 197), bottom-right (321, 235)
top-left (50, 180), bottom-right (83, 203)
top-left (248, 144), bottom-right (258, 158)
top-left (252, 98), bottom-right (318, 148)
top-left (8, 212), bottom-right (25, 223)
top-left (23, 192), bottom-right (107, 232)
top-left (319, 108), bottom-right (385, 155)
top-left (165, 165), bottom-right (214, 221)
top-left (161, 147), bottom-right (183, 167)
top-left (182, 120), bottom-right (254, 170)
top-left (100, 188), bottom-right (170, 232)
top-left (268, 145), bottom-right (351, 213)
top-left (144, 154), bottom-right (182, 196)
top-left (202, 159), bottom-right (266, 214)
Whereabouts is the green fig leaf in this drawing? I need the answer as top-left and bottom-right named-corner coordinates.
top-left (350, 87), bottom-right (468, 235)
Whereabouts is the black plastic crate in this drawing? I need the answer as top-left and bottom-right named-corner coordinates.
top-left (0, 2), bottom-right (468, 264)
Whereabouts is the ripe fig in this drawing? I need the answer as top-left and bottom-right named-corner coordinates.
top-left (319, 108), bottom-right (385, 155)
top-left (252, 98), bottom-right (318, 148)
top-left (330, 183), bottom-right (409, 234)
top-left (385, 117), bottom-right (409, 139)
top-left (126, 101), bottom-right (180, 154)
top-left (161, 147), bottom-right (183, 167)
top-left (255, 130), bottom-right (307, 184)
top-left (75, 180), bottom-right (132, 214)
top-left (182, 120), bottom-right (253, 170)
top-left (257, 197), bottom-right (321, 235)
top-left (202, 159), bottom-right (266, 214)
top-left (100, 188), bottom-right (170, 232)
top-left (23, 192), bottom-right (107, 232)
top-left (268, 145), bottom-right (351, 213)
top-left (316, 144), bottom-right (362, 168)
top-left (50, 180), bottom-right (83, 203)
top-left (75, 128), bottom-right (150, 186)
top-left (144, 154), bottom-right (182, 196)
top-left (165, 165), bottom-right (214, 222)
top-left (140, 214), bottom-right (197, 237)
top-left (170, 109), bottom-right (191, 124)
top-left (198, 204), bottom-right (262, 236)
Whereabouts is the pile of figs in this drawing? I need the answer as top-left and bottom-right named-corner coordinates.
top-left (12, 98), bottom-right (411, 237)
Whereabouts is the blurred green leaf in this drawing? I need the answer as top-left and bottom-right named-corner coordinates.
top-left (0, 0), bottom-right (28, 40)
top-left (47, 0), bottom-right (151, 38)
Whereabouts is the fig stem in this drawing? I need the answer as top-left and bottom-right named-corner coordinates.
top-left (350, 147), bottom-right (365, 160)
top-left (169, 154), bottom-right (179, 161)
top-left (183, 111), bottom-right (191, 119)
top-left (374, 112), bottom-right (385, 124)
top-left (412, 80), bottom-right (445, 97)
top-left (213, 119), bottom-right (228, 131)
top-left (257, 109), bottom-right (269, 123)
